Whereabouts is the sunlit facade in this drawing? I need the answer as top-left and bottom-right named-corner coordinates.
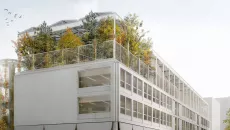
top-left (14, 12), bottom-right (210, 130)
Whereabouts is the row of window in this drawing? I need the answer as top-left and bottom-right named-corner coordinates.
top-left (120, 69), bottom-right (172, 110)
top-left (201, 117), bottom-right (209, 128)
top-left (120, 68), bottom-right (209, 123)
top-left (182, 106), bottom-right (196, 121)
top-left (120, 95), bottom-right (172, 127)
top-left (182, 120), bottom-right (198, 130)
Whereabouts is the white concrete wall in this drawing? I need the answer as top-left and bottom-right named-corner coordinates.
top-left (14, 60), bottom-right (116, 127)
top-left (216, 97), bottom-right (230, 130)
top-left (15, 66), bottom-right (78, 126)
top-left (204, 97), bottom-right (220, 130)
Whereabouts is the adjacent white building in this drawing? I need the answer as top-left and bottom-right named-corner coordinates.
top-left (204, 97), bottom-right (220, 130)
top-left (14, 12), bottom-right (210, 130)
top-left (216, 97), bottom-right (230, 130)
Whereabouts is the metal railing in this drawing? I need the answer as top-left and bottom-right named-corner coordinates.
top-left (19, 40), bottom-right (155, 85)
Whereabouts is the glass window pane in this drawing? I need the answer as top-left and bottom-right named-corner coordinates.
top-left (79, 95), bottom-right (110, 114)
top-left (120, 68), bottom-right (125, 88)
top-left (133, 100), bottom-right (137, 118)
top-left (138, 102), bottom-right (143, 119)
top-left (79, 67), bottom-right (111, 88)
top-left (126, 97), bottom-right (131, 116)
top-left (148, 106), bottom-right (152, 121)
top-left (148, 85), bottom-right (152, 100)
top-left (120, 95), bottom-right (125, 114)
top-left (144, 105), bottom-right (147, 120)
top-left (133, 76), bottom-right (137, 93)
top-left (144, 83), bottom-right (147, 98)
top-left (126, 72), bottom-right (131, 91)
top-left (138, 79), bottom-right (143, 96)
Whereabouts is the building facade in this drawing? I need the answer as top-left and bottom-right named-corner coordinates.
top-left (215, 97), bottom-right (230, 130)
top-left (204, 97), bottom-right (220, 130)
top-left (0, 59), bottom-right (17, 124)
top-left (14, 45), bottom-right (209, 130)
top-left (14, 12), bottom-right (210, 130)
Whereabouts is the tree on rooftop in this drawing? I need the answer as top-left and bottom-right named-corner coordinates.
top-left (96, 17), bottom-right (126, 44)
top-left (123, 13), bottom-right (153, 65)
top-left (224, 108), bottom-right (230, 130)
top-left (81, 11), bottom-right (98, 44)
top-left (34, 21), bottom-right (56, 53)
top-left (57, 28), bottom-right (83, 49)
top-left (57, 28), bottom-right (84, 64)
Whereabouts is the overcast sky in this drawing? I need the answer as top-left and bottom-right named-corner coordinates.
top-left (1, 0), bottom-right (230, 98)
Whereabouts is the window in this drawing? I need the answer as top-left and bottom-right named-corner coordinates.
top-left (138, 79), bottom-right (143, 96)
top-left (156, 109), bottom-right (160, 123)
top-left (144, 83), bottom-right (148, 99)
top-left (167, 114), bottom-right (172, 127)
top-left (170, 84), bottom-right (174, 96)
top-left (126, 72), bottom-right (131, 91)
top-left (161, 93), bottom-right (166, 107)
top-left (126, 97), bottom-right (131, 116)
top-left (164, 113), bottom-right (166, 125)
top-left (161, 112), bottom-right (164, 125)
top-left (120, 95), bottom-right (125, 114)
top-left (143, 105), bottom-right (152, 121)
top-left (153, 88), bottom-right (159, 104)
top-left (120, 69), bottom-right (125, 88)
top-left (120, 69), bottom-right (132, 91)
top-left (79, 67), bottom-right (111, 88)
top-left (144, 105), bottom-right (148, 120)
top-left (148, 106), bottom-right (152, 122)
top-left (138, 102), bottom-right (143, 119)
top-left (79, 95), bottom-right (110, 114)
top-left (133, 100), bottom-right (137, 118)
top-left (161, 112), bottom-right (166, 125)
top-left (167, 97), bottom-right (172, 110)
top-left (148, 85), bottom-right (152, 100)
top-left (120, 95), bottom-right (132, 116)
top-left (133, 76), bottom-right (137, 93)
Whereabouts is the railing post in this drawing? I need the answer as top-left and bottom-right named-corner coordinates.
top-left (127, 42), bottom-right (129, 67)
top-left (32, 54), bottom-right (35, 70)
top-left (113, 14), bottom-right (116, 59)
top-left (138, 58), bottom-right (141, 74)
top-left (61, 49), bottom-right (64, 65)
top-left (77, 47), bottom-right (80, 63)
top-left (147, 65), bottom-right (150, 79)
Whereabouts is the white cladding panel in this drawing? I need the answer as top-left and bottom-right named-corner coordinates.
top-left (77, 122), bottom-right (112, 130)
top-left (15, 125), bottom-right (43, 130)
top-left (14, 68), bottom-right (78, 126)
top-left (46, 124), bottom-right (76, 130)
top-left (120, 123), bottom-right (132, 130)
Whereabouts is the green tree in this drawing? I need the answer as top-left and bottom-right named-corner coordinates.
top-left (57, 28), bottom-right (84, 64)
top-left (58, 28), bottom-right (83, 49)
top-left (34, 21), bottom-right (56, 53)
top-left (224, 108), bottom-right (230, 130)
top-left (81, 11), bottom-right (98, 44)
top-left (123, 13), bottom-right (153, 65)
top-left (96, 17), bottom-right (126, 44)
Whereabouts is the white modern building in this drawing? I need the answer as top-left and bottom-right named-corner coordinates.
top-left (14, 12), bottom-right (210, 130)
top-left (215, 97), bottom-right (230, 130)
top-left (204, 97), bottom-right (220, 130)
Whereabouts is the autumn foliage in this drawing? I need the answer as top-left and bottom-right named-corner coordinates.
top-left (58, 28), bottom-right (83, 49)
